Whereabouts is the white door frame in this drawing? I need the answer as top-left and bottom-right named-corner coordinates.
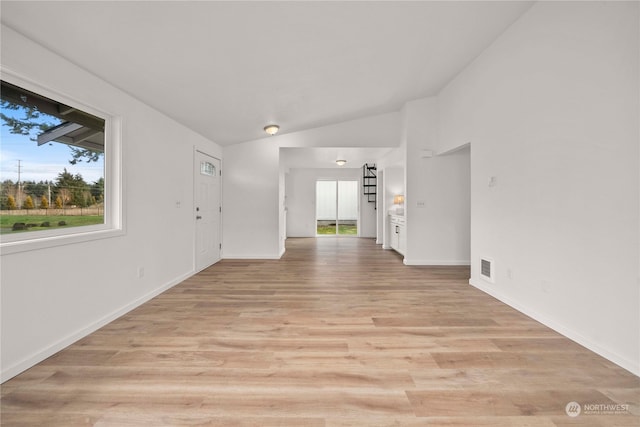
top-left (194, 149), bottom-right (221, 271)
top-left (315, 179), bottom-right (360, 237)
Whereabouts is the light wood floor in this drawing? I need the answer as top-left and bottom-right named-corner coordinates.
top-left (2, 238), bottom-right (638, 426)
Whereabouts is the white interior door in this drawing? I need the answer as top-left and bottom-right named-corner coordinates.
top-left (194, 150), bottom-right (221, 271)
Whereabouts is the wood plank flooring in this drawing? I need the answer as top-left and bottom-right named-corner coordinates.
top-left (2, 238), bottom-right (639, 426)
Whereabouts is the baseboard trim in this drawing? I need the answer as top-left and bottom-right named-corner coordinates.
top-left (222, 254), bottom-right (283, 260)
top-left (403, 259), bottom-right (471, 266)
top-left (1, 270), bottom-right (195, 383)
top-left (469, 278), bottom-right (640, 377)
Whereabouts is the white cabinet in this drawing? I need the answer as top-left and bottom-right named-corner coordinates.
top-left (389, 215), bottom-right (406, 255)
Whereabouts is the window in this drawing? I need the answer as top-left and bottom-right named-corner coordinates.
top-left (200, 161), bottom-right (216, 176)
top-left (0, 77), bottom-right (121, 253)
top-left (316, 180), bottom-right (358, 236)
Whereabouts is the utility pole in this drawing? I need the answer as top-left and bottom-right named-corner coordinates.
top-left (16, 160), bottom-right (22, 209)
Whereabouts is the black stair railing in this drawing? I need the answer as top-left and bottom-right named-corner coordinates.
top-left (363, 163), bottom-right (377, 208)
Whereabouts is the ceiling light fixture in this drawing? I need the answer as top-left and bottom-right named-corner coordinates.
top-left (264, 124), bottom-right (279, 135)
top-left (335, 159), bottom-right (347, 166)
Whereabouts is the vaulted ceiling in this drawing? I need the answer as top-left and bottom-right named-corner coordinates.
top-left (1, 1), bottom-right (533, 146)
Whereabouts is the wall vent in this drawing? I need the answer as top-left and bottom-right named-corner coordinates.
top-left (480, 257), bottom-right (494, 283)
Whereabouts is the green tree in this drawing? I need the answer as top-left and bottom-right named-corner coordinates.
top-left (23, 195), bottom-right (34, 210)
top-left (0, 100), bottom-right (58, 140)
top-left (0, 180), bottom-right (16, 209)
top-left (1, 97), bottom-right (103, 164)
top-left (23, 180), bottom-right (49, 199)
top-left (70, 148), bottom-right (102, 164)
top-left (40, 195), bottom-right (49, 209)
top-left (55, 168), bottom-right (88, 206)
top-left (54, 196), bottom-right (63, 209)
top-left (90, 177), bottom-right (104, 202)
top-left (7, 195), bottom-right (17, 210)
top-left (77, 191), bottom-right (90, 208)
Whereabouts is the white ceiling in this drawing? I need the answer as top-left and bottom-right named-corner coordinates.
top-left (280, 147), bottom-right (394, 170)
top-left (1, 1), bottom-right (533, 146)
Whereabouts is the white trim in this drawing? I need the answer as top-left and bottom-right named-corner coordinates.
top-left (223, 253), bottom-right (284, 260)
top-left (193, 148), bottom-right (222, 272)
top-left (403, 259), bottom-right (471, 266)
top-left (315, 178), bottom-right (360, 237)
top-left (194, 259), bottom-right (221, 274)
top-left (469, 278), bottom-right (640, 377)
top-left (1, 270), bottom-right (194, 383)
top-left (0, 227), bottom-right (125, 255)
top-left (0, 69), bottom-right (125, 254)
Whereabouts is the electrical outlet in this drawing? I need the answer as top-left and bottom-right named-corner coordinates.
top-left (137, 267), bottom-right (145, 278)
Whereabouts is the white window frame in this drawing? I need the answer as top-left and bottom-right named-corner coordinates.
top-left (0, 71), bottom-right (124, 255)
top-left (315, 179), bottom-right (360, 237)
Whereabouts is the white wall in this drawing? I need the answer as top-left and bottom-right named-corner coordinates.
top-left (359, 178), bottom-right (377, 238)
top-left (222, 139), bottom-right (280, 258)
top-left (223, 113), bottom-right (401, 258)
top-left (285, 168), bottom-right (376, 238)
top-left (0, 26), bottom-right (222, 381)
top-left (402, 97), bottom-right (471, 265)
top-left (438, 1), bottom-right (639, 374)
top-left (407, 148), bottom-right (471, 265)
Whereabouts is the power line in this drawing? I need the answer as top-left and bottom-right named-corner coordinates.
top-left (16, 159), bottom-right (22, 208)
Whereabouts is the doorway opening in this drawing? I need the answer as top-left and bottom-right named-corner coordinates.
top-left (316, 180), bottom-right (358, 236)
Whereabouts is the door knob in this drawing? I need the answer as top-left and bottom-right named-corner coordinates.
top-left (196, 215), bottom-right (202, 220)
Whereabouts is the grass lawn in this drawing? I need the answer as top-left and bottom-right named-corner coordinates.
top-left (317, 224), bottom-right (358, 235)
top-left (0, 214), bottom-right (104, 234)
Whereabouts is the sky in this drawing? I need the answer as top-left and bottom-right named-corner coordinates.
top-left (0, 106), bottom-right (104, 184)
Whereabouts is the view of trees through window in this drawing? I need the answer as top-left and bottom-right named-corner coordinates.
top-left (0, 80), bottom-right (106, 236)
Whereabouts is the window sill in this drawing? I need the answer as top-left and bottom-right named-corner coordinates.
top-left (0, 226), bottom-right (125, 256)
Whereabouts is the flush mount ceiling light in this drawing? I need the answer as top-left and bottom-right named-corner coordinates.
top-left (264, 124), bottom-right (279, 135)
top-left (335, 159), bottom-right (347, 166)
